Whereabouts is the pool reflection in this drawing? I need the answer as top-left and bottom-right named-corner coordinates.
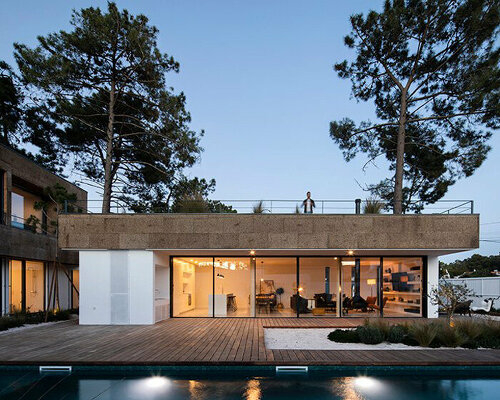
top-left (0, 372), bottom-right (498, 399)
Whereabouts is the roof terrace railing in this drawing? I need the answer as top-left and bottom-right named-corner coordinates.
top-left (62, 199), bottom-right (475, 215)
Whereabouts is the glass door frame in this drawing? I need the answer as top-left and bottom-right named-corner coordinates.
top-left (7, 258), bottom-right (47, 313)
top-left (170, 255), bottom-right (427, 318)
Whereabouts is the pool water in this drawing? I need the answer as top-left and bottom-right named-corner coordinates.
top-left (1, 368), bottom-right (499, 399)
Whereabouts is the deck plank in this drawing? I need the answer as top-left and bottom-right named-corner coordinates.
top-left (0, 318), bottom-right (499, 366)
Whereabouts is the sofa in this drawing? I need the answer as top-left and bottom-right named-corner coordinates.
top-left (290, 294), bottom-right (310, 313)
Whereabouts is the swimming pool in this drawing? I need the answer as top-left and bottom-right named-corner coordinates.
top-left (1, 366), bottom-right (499, 399)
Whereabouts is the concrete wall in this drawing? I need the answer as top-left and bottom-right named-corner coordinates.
top-left (1, 144), bottom-right (86, 264)
top-left (79, 250), bottom-right (154, 325)
top-left (0, 144), bottom-right (87, 206)
top-left (59, 213), bottom-right (479, 251)
top-left (0, 224), bottom-right (78, 264)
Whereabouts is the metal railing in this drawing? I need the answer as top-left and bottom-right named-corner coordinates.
top-left (8, 214), bottom-right (53, 235)
top-left (62, 199), bottom-right (475, 215)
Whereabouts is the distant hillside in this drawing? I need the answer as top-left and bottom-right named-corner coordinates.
top-left (440, 254), bottom-right (500, 278)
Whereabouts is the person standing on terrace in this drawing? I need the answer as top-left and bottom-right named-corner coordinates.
top-left (302, 191), bottom-right (316, 214)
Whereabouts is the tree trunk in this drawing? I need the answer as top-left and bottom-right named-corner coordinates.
top-left (393, 89), bottom-right (407, 214)
top-left (102, 81), bottom-right (116, 213)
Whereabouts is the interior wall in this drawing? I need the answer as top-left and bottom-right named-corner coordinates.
top-left (8, 259), bottom-right (22, 312)
top-left (256, 258), bottom-right (296, 309)
top-left (215, 258), bottom-right (252, 312)
top-left (11, 187), bottom-right (43, 224)
top-left (25, 261), bottom-right (44, 312)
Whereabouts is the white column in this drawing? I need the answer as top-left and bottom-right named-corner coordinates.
top-left (427, 256), bottom-right (439, 318)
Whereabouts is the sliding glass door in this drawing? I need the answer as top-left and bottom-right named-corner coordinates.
top-left (172, 256), bottom-right (423, 318)
top-left (299, 258), bottom-right (340, 317)
top-left (255, 258), bottom-right (296, 317)
top-left (172, 258), bottom-right (213, 317)
top-left (214, 258), bottom-right (253, 317)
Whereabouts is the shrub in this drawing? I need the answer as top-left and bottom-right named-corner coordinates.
top-left (328, 329), bottom-right (360, 343)
top-left (408, 322), bottom-right (438, 347)
top-left (365, 319), bottom-right (391, 340)
top-left (436, 323), bottom-right (468, 348)
top-left (387, 325), bottom-right (407, 343)
top-left (358, 325), bottom-right (384, 344)
top-left (363, 198), bottom-right (384, 214)
top-left (477, 321), bottom-right (500, 349)
top-left (0, 309), bottom-right (72, 332)
top-left (455, 319), bottom-right (483, 342)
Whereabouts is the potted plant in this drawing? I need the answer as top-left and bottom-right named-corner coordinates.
top-left (276, 288), bottom-right (284, 309)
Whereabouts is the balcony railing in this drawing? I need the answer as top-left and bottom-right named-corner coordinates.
top-left (62, 199), bottom-right (475, 215)
top-left (7, 214), bottom-right (52, 235)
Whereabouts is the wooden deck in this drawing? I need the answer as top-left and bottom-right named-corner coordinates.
top-left (1, 318), bottom-right (499, 366)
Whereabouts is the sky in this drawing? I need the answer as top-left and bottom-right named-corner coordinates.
top-left (1, 0), bottom-right (498, 262)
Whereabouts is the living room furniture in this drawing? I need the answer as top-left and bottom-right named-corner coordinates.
top-left (227, 294), bottom-right (237, 312)
top-left (366, 296), bottom-right (377, 312)
top-left (314, 293), bottom-right (336, 312)
top-left (342, 295), bottom-right (369, 313)
top-left (471, 298), bottom-right (494, 313)
top-left (454, 299), bottom-right (473, 316)
top-left (290, 294), bottom-right (309, 313)
top-left (255, 293), bottom-right (277, 313)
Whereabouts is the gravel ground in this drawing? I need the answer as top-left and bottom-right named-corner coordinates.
top-left (264, 328), bottom-right (466, 350)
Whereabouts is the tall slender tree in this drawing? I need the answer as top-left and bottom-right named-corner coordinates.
top-left (330, 0), bottom-right (499, 213)
top-left (0, 60), bottom-right (22, 146)
top-left (14, 2), bottom-right (202, 212)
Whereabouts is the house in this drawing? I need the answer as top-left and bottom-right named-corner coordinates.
top-left (0, 144), bottom-right (87, 315)
top-left (58, 208), bottom-right (479, 324)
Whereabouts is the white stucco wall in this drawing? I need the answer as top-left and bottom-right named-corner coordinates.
top-left (427, 256), bottom-right (439, 318)
top-left (79, 250), bottom-right (154, 325)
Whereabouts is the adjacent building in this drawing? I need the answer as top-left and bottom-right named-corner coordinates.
top-left (0, 144), bottom-right (87, 315)
top-left (58, 211), bottom-right (479, 324)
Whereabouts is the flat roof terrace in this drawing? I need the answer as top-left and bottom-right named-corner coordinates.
top-left (58, 212), bottom-right (479, 255)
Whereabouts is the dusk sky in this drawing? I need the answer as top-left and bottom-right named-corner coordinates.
top-left (1, 0), bottom-right (498, 262)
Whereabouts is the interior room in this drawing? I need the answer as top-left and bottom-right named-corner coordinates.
top-left (298, 257), bottom-right (340, 317)
top-left (382, 257), bottom-right (422, 317)
top-left (255, 257), bottom-right (296, 317)
top-left (341, 258), bottom-right (381, 318)
top-left (171, 255), bottom-right (424, 318)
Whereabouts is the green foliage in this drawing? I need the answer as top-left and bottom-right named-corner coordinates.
top-left (0, 60), bottom-right (22, 146)
top-left (477, 321), bottom-right (500, 349)
top-left (14, 2), bottom-right (202, 213)
top-left (327, 329), bottom-right (361, 343)
top-left (253, 201), bottom-right (267, 213)
top-left (440, 254), bottom-right (500, 278)
top-left (128, 176), bottom-right (234, 214)
top-left (435, 322), bottom-right (468, 348)
top-left (173, 192), bottom-right (209, 213)
top-left (387, 324), bottom-right (407, 343)
top-left (363, 198), bottom-right (384, 214)
top-left (408, 322), bottom-right (438, 347)
top-left (364, 318), bottom-right (391, 339)
top-left (331, 0), bottom-right (499, 213)
top-left (455, 319), bottom-right (483, 342)
top-left (357, 325), bottom-right (384, 344)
